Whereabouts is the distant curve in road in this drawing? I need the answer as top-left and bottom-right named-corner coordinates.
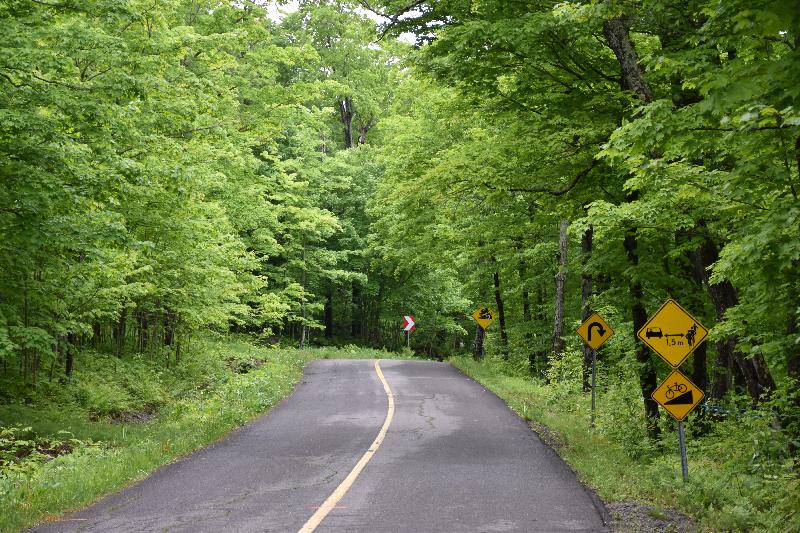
top-left (32, 359), bottom-right (609, 532)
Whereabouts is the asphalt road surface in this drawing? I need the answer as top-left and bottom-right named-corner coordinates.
top-left (32, 360), bottom-right (609, 532)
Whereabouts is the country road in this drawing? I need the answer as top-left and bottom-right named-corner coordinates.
top-left (32, 360), bottom-right (609, 532)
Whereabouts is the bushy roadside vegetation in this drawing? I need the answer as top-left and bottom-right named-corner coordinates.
top-left (451, 353), bottom-right (800, 533)
top-left (0, 337), bottom-right (397, 533)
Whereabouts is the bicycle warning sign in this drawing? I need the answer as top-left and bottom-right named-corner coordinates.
top-left (637, 298), bottom-right (708, 367)
top-left (652, 369), bottom-right (705, 421)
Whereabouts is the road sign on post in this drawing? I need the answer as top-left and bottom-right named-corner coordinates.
top-left (471, 307), bottom-right (495, 330)
top-left (652, 369), bottom-right (705, 422)
top-left (637, 298), bottom-right (708, 368)
top-left (402, 315), bottom-right (415, 349)
top-left (576, 312), bottom-right (614, 426)
top-left (652, 368), bottom-right (706, 483)
top-left (576, 313), bottom-right (614, 351)
top-left (639, 298), bottom-right (709, 483)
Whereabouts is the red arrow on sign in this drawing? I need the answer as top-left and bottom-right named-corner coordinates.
top-left (402, 315), bottom-right (416, 332)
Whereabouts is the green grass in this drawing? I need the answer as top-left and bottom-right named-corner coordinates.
top-left (450, 353), bottom-right (800, 532)
top-left (0, 337), bottom-right (405, 533)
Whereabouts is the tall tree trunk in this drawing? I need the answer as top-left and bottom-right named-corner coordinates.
top-left (164, 312), bottom-right (174, 347)
top-left (581, 225), bottom-right (594, 392)
top-left (114, 309), bottom-right (126, 357)
top-left (299, 325), bottom-right (307, 349)
top-left (358, 118), bottom-right (374, 145)
top-left (696, 229), bottom-right (775, 403)
top-left (473, 325), bottom-right (485, 360)
top-left (710, 338), bottom-right (734, 401)
top-left (624, 214), bottom-right (660, 438)
top-left (374, 281), bottom-right (384, 346)
top-left (687, 250), bottom-right (709, 395)
top-left (137, 308), bottom-right (148, 353)
top-left (552, 219), bottom-right (569, 357)
top-left (604, 18), bottom-right (659, 437)
top-left (339, 96), bottom-right (354, 148)
top-left (603, 17), bottom-right (653, 103)
top-left (299, 252), bottom-right (308, 349)
top-left (351, 282), bottom-right (362, 339)
top-left (787, 258), bottom-right (800, 463)
top-left (92, 322), bottom-right (102, 348)
top-left (520, 261), bottom-right (536, 373)
top-left (324, 284), bottom-right (334, 338)
top-left (65, 333), bottom-right (77, 378)
top-left (490, 257), bottom-right (508, 357)
top-left (535, 286), bottom-right (548, 372)
top-left (789, 140), bottom-right (800, 463)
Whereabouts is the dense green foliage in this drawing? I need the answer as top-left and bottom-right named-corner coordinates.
top-left (367, 0), bottom-right (800, 436)
top-left (2, 0), bottom-right (800, 530)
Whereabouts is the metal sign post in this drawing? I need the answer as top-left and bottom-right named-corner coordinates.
top-left (678, 421), bottom-right (689, 482)
top-left (590, 349), bottom-right (597, 427)
top-left (576, 312), bottom-right (613, 428)
top-left (406, 330), bottom-right (410, 349)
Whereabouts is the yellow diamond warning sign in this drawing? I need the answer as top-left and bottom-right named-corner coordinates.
top-left (637, 298), bottom-right (708, 367)
top-left (576, 313), bottom-right (614, 350)
top-left (652, 369), bottom-right (705, 421)
top-left (471, 307), bottom-right (495, 330)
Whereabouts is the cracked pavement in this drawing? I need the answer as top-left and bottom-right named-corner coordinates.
top-left (31, 360), bottom-right (608, 532)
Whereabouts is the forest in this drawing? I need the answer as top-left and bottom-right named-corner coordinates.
top-left (1, 0), bottom-right (799, 531)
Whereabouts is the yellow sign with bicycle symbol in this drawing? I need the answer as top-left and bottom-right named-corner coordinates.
top-left (652, 370), bottom-right (705, 421)
top-left (637, 298), bottom-right (708, 367)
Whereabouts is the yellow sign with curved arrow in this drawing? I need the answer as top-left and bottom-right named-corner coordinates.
top-left (576, 313), bottom-right (614, 350)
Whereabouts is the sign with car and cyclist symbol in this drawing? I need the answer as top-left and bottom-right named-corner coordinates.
top-left (576, 312), bottom-right (614, 351)
top-left (639, 298), bottom-right (709, 480)
top-left (652, 369), bottom-right (705, 421)
top-left (637, 298), bottom-right (708, 368)
top-left (471, 307), bottom-right (496, 330)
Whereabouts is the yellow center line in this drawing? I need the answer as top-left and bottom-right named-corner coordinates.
top-left (297, 360), bottom-right (395, 533)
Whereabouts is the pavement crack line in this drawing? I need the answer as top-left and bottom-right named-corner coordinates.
top-left (417, 394), bottom-right (437, 430)
top-left (297, 360), bottom-right (395, 533)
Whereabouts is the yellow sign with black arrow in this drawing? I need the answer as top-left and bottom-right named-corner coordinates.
top-left (637, 298), bottom-right (708, 368)
top-left (652, 369), bottom-right (705, 421)
top-left (576, 313), bottom-right (614, 350)
top-left (471, 307), bottom-right (495, 330)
